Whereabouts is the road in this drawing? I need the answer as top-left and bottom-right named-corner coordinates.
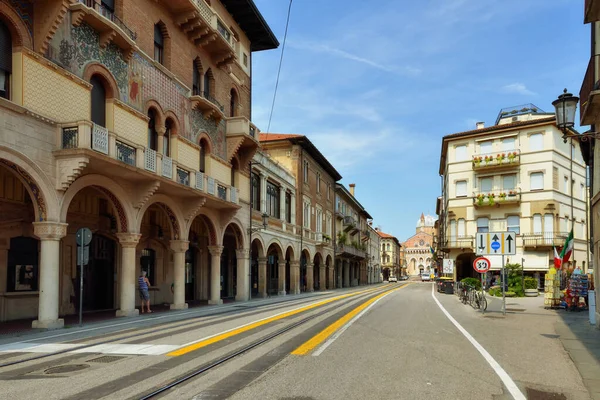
top-left (0, 283), bottom-right (592, 400)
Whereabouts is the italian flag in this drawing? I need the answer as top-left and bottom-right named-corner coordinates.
top-left (553, 246), bottom-right (562, 269)
top-left (559, 230), bottom-right (574, 265)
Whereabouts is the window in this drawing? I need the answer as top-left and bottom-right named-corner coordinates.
top-left (154, 24), bottom-right (164, 64)
top-left (204, 70), bottom-right (211, 97)
top-left (316, 208), bottom-right (322, 233)
top-left (147, 109), bottom-right (158, 151)
top-left (529, 133), bottom-right (543, 151)
top-left (507, 216), bottom-right (520, 234)
top-left (316, 172), bottom-right (321, 193)
top-left (0, 20), bottom-right (12, 100)
top-left (303, 161), bottom-right (309, 183)
top-left (285, 192), bottom-right (291, 223)
top-left (163, 119), bottom-right (172, 157)
top-left (455, 180), bottom-right (467, 197)
top-left (328, 184), bottom-right (331, 200)
top-left (192, 61), bottom-right (201, 96)
top-left (449, 220), bottom-right (456, 239)
top-left (230, 89), bottom-right (238, 118)
top-left (502, 174), bottom-right (516, 190)
top-left (480, 141), bottom-right (492, 154)
top-left (230, 159), bottom-right (237, 188)
top-left (457, 218), bottom-right (465, 237)
top-left (533, 214), bottom-right (542, 234)
top-left (90, 75), bottom-right (106, 127)
top-left (336, 195), bottom-right (341, 212)
top-left (140, 248), bottom-right (156, 285)
top-left (243, 53), bottom-right (248, 67)
top-left (530, 172), bottom-right (544, 190)
top-left (563, 176), bottom-right (569, 194)
top-left (455, 145), bottom-right (467, 161)
top-left (502, 137), bottom-right (515, 151)
top-left (199, 141), bottom-right (206, 173)
top-left (266, 182), bottom-right (280, 218)
top-left (480, 177), bottom-right (493, 192)
top-left (544, 214), bottom-right (554, 234)
top-left (477, 218), bottom-right (489, 233)
top-left (251, 173), bottom-right (260, 211)
top-left (303, 201), bottom-right (310, 228)
top-left (7, 237), bottom-right (39, 292)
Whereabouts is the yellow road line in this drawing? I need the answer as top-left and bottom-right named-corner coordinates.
top-left (291, 284), bottom-right (410, 356)
top-left (167, 285), bottom-right (391, 357)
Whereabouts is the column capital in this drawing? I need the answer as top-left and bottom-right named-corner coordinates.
top-left (290, 261), bottom-right (300, 268)
top-left (236, 248), bottom-right (250, 259)
top-left (116, 233), bottom-right (142, 248)
top-left (170, 239), bottom-right (190, 253)
top-left (33, 222), bottom-right (68, 240)
top-left (156, 127), bottom-right (167, 135)
top-left (258, 257), bottom-right (268, 264)
top-left (208, 245), bottom-right (224, 256)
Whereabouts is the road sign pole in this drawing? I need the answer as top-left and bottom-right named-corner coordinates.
top-left (481, 272), bottom-right (485, 315)
top-left (502, 255), bottom-right (506, 316)
top-left (79, 243), bottom-right (83, 326)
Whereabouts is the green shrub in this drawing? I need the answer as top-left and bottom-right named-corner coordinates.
top-left (524, 277), bottom-right (538, 290)
top-left (461, 277), bottom-right (481, 290)
top-left (505, 291), bottom-right (517, 297)
top-left (489, 287), bottom-right (501, 297)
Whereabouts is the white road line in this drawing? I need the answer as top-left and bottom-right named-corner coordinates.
top-left (431, 284), bottom-right (526, 400)
top-left (312, 291), bottom-right (397, 357)
top-left (0, 342), bottom-right (179, 355)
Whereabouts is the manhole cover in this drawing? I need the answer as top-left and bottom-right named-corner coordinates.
top-left (88, 355), bottom-right (125, 363)
top-left (526, 388), bottom-right (566, 400)
top-left (45, 364), bottom-right (90, 374)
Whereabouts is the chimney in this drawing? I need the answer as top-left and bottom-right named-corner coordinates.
top-left (476, 122), bottom-right (485, 129)
top-left (349, 183), bottom-right (356, 197)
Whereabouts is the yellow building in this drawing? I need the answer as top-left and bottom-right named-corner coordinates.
top-left (439, 106), bottom-right (589, 285)
top-left (377, 230), bottom-right (401, 280)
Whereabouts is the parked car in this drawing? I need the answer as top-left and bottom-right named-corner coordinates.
top-left (389, 276), bottom-right (398, 282)
top-left (399, 275), bottom-right (409, 281)
top-left (421, 274), bottom-right (431, 282)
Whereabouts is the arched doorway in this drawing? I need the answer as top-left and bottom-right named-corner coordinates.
top-left (325, 255), bottom-right (332, 289)
top-left (382, 268), bottom-right (390, 281)
top-left (285, 246), bottom-right (293, 295)
top-left (266, 243), bottom-right (283, 296)
top-left (456, 253), bottom-right (477, 281)
top-left (313, 253), bottom-right (322, 291)
top-left (300, 249), bottom-right (309, 292)
top-left (221, 226), bottom-right (239, 299)
top-left (251, 237), bottom-right (265, 298)
top-left (78, 234), bottom-right (115, 311)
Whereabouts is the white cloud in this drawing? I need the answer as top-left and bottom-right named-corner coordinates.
top-left (501, 83), bottom-right (537, 96)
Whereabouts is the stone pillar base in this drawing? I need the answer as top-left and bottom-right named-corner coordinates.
top-left (32, 318), bottom-right (64, 330)
top-left (235, 294), bottom-right (249, 302)
top-left (170, 303), bottom-right (189, 310)
top-left (278, 290), bottom-right (286, 296)
top-left (307, 288), bottom-right (314, 293)
top-left (208, 299), bottom-right (223, 305)
top-left (116, 309), bottom-right (139, 317)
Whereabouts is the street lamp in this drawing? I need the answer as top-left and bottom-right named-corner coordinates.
top-left (249, 212), bottom-right (269, 233)
top-left (553, 88), bottom-right (579, 143)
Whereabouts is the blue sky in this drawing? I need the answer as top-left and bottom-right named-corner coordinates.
top-left (250, 0), bottom-right (589, 242)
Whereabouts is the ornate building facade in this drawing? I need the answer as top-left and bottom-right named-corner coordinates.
top-left (403, 214), bottom-right (436, 277)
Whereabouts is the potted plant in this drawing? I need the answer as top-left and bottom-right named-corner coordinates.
top-left (499, 192), bottom-right (507, 201)
top-left (508, 190), bottom-right (516, 197)
top-left (337, 232), bottom-right (347, 245)
top-left (476, 193), bottom-right (485, 206)
top-left (484, 155), bottom-right (492, 165)
top-left (507, 151), bottom-right (517, 163)
top-left (487, 193), bottom-right (495, 206)
top-left (473, 156), bottom-right (482, 167)
top-left (524, 277), bottom-right (538, 297)
top-left (322, 233), bottom-right (331, 243)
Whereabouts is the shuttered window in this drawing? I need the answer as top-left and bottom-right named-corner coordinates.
top-left (0, 20), bottom-right (12, 100)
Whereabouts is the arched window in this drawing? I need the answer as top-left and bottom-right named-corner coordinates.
top-left (164, 119), bottom-right (172, 157)
top-left (192, 59), bottom-right (202, 96)
top-left (0, 20), bottom-right (11, 100)
top-left (90, 75), bottom-right (106, 127)
top-left (147, 109), bottom-right (158, 151)
top-left (199, 137), bottom-right (210, 173)
top-left (251, 172), bottom-right (260, 211)
top-left (230, 88), bottom-right (238, 117)
top-left (154, 24), bottom-right (164, 64)
top-left (204, 68), bottom-right (212, 98)
top-left (231, 158), bottom-right (238, 187)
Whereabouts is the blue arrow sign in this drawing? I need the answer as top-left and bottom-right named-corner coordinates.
top-left (491, 241), bottom-right (500, 252)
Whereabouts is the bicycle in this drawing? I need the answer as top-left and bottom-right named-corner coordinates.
top-left (473, 289), bottom-right (488, 311)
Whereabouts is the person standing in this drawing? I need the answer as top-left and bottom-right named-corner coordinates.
top-left (139, 271), bottom-right (152, 313)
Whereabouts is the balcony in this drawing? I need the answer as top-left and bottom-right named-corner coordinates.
top-left (173, 0), bottom-right (236, 66)
top-left (343, 216), bottom-right (357, 233)
top-left (56, 124), bottom-right (240, 209)
top-left (441, 236), bottom-right (474, 251)
top-left (190, 90), bottom-right (224, 122)
top-left (579, 55), bottom-right (600, 126)
top-left (316, 233), bottom-right (332, 247)
top-left (472, 150), bottom-right (520, 171)
top-left (523, 232), bottom-right (569, 250)
top-left (225, 116), bottom-right (260, 173)
top-left (585, 0), bottom-right (600, 23)
top-left (335, 243), bottom-right (367, 260)
top-left (70, 0), bottom-right (137, 59)
top-left (473, 189), bottom-right (521, 208)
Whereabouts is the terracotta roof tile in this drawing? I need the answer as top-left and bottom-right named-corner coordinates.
top-left (259, 133), bottom-right (303, 142)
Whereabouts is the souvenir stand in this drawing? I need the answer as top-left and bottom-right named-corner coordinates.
top-left (544, 267), bottom-right (561, 309)
top-left (565, 272), bottom-right (589, 311)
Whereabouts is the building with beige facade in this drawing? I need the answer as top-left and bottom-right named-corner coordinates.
top-left (377, 230), bottom-right (401, 280)
top-left (258, 134), bottom-right (341, 292)
top-left (438, 106), bottom-right (589, 285)
top-left (334, 183), bottom-right (372, 287)
top-left (367, 223), bottom-right (382, 284)
top-left (403, 214), bottom-right (436, 277)
top-left (0, 0), bottom-right (278, 328)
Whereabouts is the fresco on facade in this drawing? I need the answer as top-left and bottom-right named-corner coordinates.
top-left (47, 12), bottom-right (227, 161)
top-left (8, 0), bottom-right (34, 38)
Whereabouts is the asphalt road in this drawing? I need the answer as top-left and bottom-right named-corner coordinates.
top-left (0, 283), bottom-right (592, 400)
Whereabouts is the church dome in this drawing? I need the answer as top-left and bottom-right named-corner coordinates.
top-left (416, 213), bottom-right (435, 228)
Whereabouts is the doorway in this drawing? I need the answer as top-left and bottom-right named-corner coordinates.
top-left (185, 249), bottom-right (195, 301)
top-left (77, 235), bottom-right (115, 312)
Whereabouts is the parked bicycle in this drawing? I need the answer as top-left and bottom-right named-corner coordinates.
top-left (457, 282), bottom-right (487, 311)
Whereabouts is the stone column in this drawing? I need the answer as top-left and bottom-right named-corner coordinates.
top-left (306, 263), bottom-right (314, 292)
top-left (156, 127), bottom-right (166, 155)
top-left (32, 222), bottom-right (68, 330)
top-left (257, 257), bottom-right (267, 298)
top-left (170, 240), bottom-right (189, 310)
top-left (290, 261), bottom-right (300, 294)
top-left (328, 266), bottom-right (334, 290)
top-left (343, 260), bottom-right (350, 288)
top-left (115, 233), bottom-right (141, 317)
top-left (278, 259), bottom-right (286, 295)
top-left (319, 265), bottom-right (326, 291)
top-left (208, 245), bottom-right (223, 305)
top-left (235, 249), bottom-right (250, 302)
top-left (290, 195), bottom-right (296, 225)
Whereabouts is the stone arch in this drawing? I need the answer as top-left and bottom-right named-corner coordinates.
top-left (222, 219), bottom-right (245, 249)
top-left (204, 68), bottom-right (215, 95)
top-left (145, 99), bottom-right (165, 129)
top-left (284, 245), bottom-right (295, 261)
top-left (193, 56), bottom-right (204, 75)
top-left (136, 194), bottom-right (185, 240)
top-left (0, 146), bottom-right (58, 221)
top-left (229, 86), bottom-right (240, 117)
top-left (198, 132), bottom-right (213, 154)
top-left (83, 63), bottom-right (120, 100)
top-left (301, 247), bottom-right (312, 262)
top-left (60, 174), bottom-right (134, 232)
top-left (313, 252), bottom-right (324, 265)
top-left (185, 209), bottom-right (219, 246)
top-left (251, 235), bottom-right (266, 258)
top-left (326, 254), bottom-right (332, 266)
top-left (0, 2), bottom-right (33, 49)
top-left (266, 239), bottom-right (284, 258)
top-left (164, 110), bottom-right (180, 137)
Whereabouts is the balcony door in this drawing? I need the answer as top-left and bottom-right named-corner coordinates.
top-left (480, 177), bottom-right (493, 193)
top-left (544, 214), bottom-right (554, 245)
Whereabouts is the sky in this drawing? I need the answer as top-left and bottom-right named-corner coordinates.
top-left (249, 0), bottom-right (589, 242)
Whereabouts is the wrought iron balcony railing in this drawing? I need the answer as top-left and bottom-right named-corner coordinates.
top-left (78, 0), bottom-right (137, 41)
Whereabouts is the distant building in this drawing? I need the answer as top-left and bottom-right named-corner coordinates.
top-left (377, 230), bottom-right (402, 280)
top-left (403, 214), bottom-right (436, 276)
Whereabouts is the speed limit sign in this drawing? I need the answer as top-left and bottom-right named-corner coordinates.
top-left (473, 256), bottom-right (491, 273)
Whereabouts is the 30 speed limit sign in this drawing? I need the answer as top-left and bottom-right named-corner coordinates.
top-left (473, 256), bottom-right (491, 273)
